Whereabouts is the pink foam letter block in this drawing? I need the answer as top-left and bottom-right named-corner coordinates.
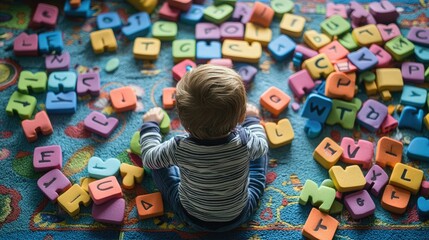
top-left (84, 111), bottom-right (118, 138)
top-left (22, 111), bottom-right (53, 143)
top-left (288, 69), bottom-right (315, 99)
top-left (340, 137), bottom-right (373, 169)
top-left (32, 3), bottom-right (59, 28)
top-left (33, 145), bottom-right (62, 172)
top-left (13, 32), bottom-right (39, 56)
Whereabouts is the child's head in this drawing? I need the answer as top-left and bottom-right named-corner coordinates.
top-left (176, 64), bottom-right (246, 139)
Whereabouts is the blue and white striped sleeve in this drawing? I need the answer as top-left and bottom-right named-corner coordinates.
top-left (242, 116), bottom-right (269, 161)
top-left (139, 122), bottom-right (177, 169)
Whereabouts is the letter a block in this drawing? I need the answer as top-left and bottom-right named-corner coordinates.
top-left (136, 192), bottom-right (164, 219)
top-left (90, 29), bottom-right (117, 54)
top-left (260, 86), bottom-right (290, 117)
top-left (110, 87), bottom-right (137, 112)
top-left (313, 137), bottom-right (343, 169)
top-left (37, 169), bottom-right (71, 202)
top-left (57, 184), bottom-right (91, 217)
top-left (33, 145), bottom-right (62, 172)
top-left (302, 208), bottom-right (339, 240)
top-left (120, 163), bottom-right (144, 189)
top-left (299, 180), bottom-right (336, 213)
top-left (263, 119), bottom-right (294, 148)
top-left (389, 163), bottom-right (423, 195)
top-left (22, 111), bottom-right (53, 143)
top-left (88, 176), bottom-right (123, 205)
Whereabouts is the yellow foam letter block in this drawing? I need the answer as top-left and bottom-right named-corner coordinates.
top-left (352, 24), bottom-right (383, 47)
top-left (127, 0), bottom-right (157, 13)
top-left (80, 177), bottom-right (97, 193)
top-left (303, 30), bottom-right (331, 50)
top-left (244, 22), bottom-right (272, 47)
top-left (303, 53), bottom-right (334, 79)
top-left (375, 68), bottom-right (403, 95)
top-left (222, 40), bottom-right (262, 63)
top-left (90, 29), bottom-right (117, 54)
top-left (329, 165), bottom-right (366, 193)
top-left (133, 37), bottom-right (161, 60)
top-left (264, 118), bottom-right (294, 148)
top-left (389, 163), bottom-right (423, 195)
top-left (120, 163), bottom-right (144, 189)
top-left (313, 137), bottom-right (343, 169)
top-left (280, 13), bottom-right (306, 38)
top-left (57, 184), bottom-right (91, 217)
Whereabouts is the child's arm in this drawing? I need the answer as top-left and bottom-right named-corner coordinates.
top-left (242, 104), bottom-right (269, 160)
top-left (139, 107), bottom-right (177, 169)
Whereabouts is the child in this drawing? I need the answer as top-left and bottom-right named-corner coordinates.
top-left (140, 64), bottom-right (268, 232)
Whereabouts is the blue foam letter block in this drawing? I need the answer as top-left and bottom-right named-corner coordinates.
top-left (64, 0), bottom-right (93, 17)
top-left (48, 71), bottom-right (77, 93)
top-left (45, 91), bottom-right (77, 114)
top-left (301, 93), bottom-right (333, 123)
top-left (121, 12), bottom-right (151, 40)
top-left (415, 45), bottom-right (429, 64)
top-left (97, 12), bottom-right (122, 30)
top-left (180, 5), bottom-right (205, 25)
top-left (268, 34), bottom-right (296, 61)
top-left (417, 196), bottom-right (429, 217)
top-left (38, 31), bottom-right (63, 54)
top-left (347, 47), bottom-right (378, 71)
top-left (196, 41), bottom-right (222, 63)
top-left (407, 137), bottom-right (429, 162)
top-left (400, 85), bottom-right (427, 108)
top-left (398, 106), bottom-right (424, 131)
top-left (304, 119), bottom-right (323, 139)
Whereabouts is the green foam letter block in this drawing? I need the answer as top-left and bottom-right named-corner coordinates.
top-left (385, 35), bottom-right (415, 61)
top-left (271, 0), bottom-right (294, 18)
top-left (320, 15), bottom-right (351, 38)
top-left (339, 32), bottom-right (358, 51)
top-left (130, 131), bottom-right (141, 155)
top-left (6, 91), bottom-right (37, 119)
top-left (213, 0), bottom-right (236, 6)
top-left (203, 4), bottom-right (233, 24)
top-left (160, 110), bottom-right (170, 134)
top-left (18, 71), bottom-right (47, 94)
top-left (321, 179), bottom-right (336, 189)
top-left (152, 21), bottom-right (178, 41)
top-left (172, 39), bottom-right (196, 62)
top-left (299, 179), bottom-right (336, 213)
top-left (326, 98), bottom-right (362, 130)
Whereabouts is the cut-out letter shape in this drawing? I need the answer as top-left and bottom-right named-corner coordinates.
top-left (33, 145), bottom-right (62, 172)
top-left (87, 156), bottom-right (121, 179)
top-left (57, 184), bottom-right (91, 217)
top-left (389, 163), bottom-right (423, 195)
top-left (90, 29), bottom-right (117, 54)
top-left (77, 72), bottom-right (100, 96)
top-left (365, 164), bottom-right (388, 197)
top-left (37, 169), bottom-right (71, 202)
top-left (381, 184), bottom-right (411, 214)
top-left (136, 192), bottom-right (164, 219)
top-left (92, 198), bottom-right (126, 225)
top-left (88, 176), bottom-right (123, 205)
top-left (329, 165), bottom-right (366, 193)
top-left (84, 111), bottom-right (119, 138)
top-left (120, 163), bottom-right (144, 189)
top-left (263, 118), bottom-right (294, 148)
top-left (313, 137), bottom-right (343, 169)
top-left (340, 137), bottom-right (373, 169)
top-left (110, 86), bottom-right (137, 112)
top-left (22, 111), bottom-right (53, 143)
top-left (302, 208), bottom-right (339, 240)
top-left (375, 136), bottom-right (402, 168)
top-left (260, 86), bottom-right (290, 117)
top-left (299, 180), bottom-right (336, 213)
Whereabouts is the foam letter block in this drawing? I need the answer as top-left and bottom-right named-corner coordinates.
top-left (304, 119), bottom-right (322, 139)
top-left (48, 71), bottom-right (77, 93)
top-left (260, 86), bottom-right (290, 117)
top-left (325, 72), bottom-right (355, 101)
top-left (415, 45), bottom-right (429, 63)
top-left (195, 23), bottom-right (220, 40)
top-left (92, 198), bottom-right (125, 224)
top-left (38, 31), bottom-right (63, 54)
top-left (352, 24), bottom-right (383, 47)
top-left (33, 145), bottom-right (62, 172)
top-left (37, 169), bottom-right (71, 202)
top-left (377, 23), bottom-right (401, 42)
top-left (325, 98), bottom-right (362, 130)
top-left (313, 137), bottom-right (343, 169)
top-left (180, 4), bottom-right (205, 25)
top-left (232, 2), bottom-right (252, 23)
top-left (302, 208), bottom-right (339, 240)
top-left (369, 1), bottom-right (398, 24)
top-left (172, 39), bottom-right (196, 63)
top-left (77, 72), bottom-right (100, 96)
top-left (400, 85), bottom-right (427, 108)
top-left (321, 15), bottom-right (350, 39)
top-left (344, 190), bottom-right (375, 220)
top-left (196, 41), bottom-right (222, 63)
top-left (130, 131), bottom-right (141, 155)
top-left (207, 58), bottom-right (233, 68)
top-left (203, 4), bottom-right (233, 24)
top-left (238, 65), bottom-right (257, 88)
top-left (407, 26), bottom-right (429, 47)
top-left (97, 12), bottom-right (122, 31)
top-left (339, 33), bottom-right (359, 51)
top-left (87, 156), bottom-right (121, 179)
top-left (385, 35), bottom-right (415, 61)
top-left (133, 37), bottom-right (161, 60)
top-left (349, 1), bottom-right (376, 28)
top-left (249, 1), bottom-right (274, 28)
top-left (347, 47), bottom-right (378, 71)
top-left (398, 106), bottom-right (424, 132)
top-left (32, 3), bottom-right (59, 28)
top-left (268, 34), bottom-right (296, 61)
top-left (172, 59), bottom-right (196, 81)
top-left (380, 114), bottom-right (398, 134)
top-left (417, 196), bottom-right (429, 218)
top-left (90, 29), bottom-right (117, 54)
top-left (18, 71), bottom-right (47, 94)
top-left (220, 22), bottom-right (244, 40)
top-left (326, 3), bottom-right (347, 19)
top-left (401, 62), bottom-right (425, 84)
top-left (319, 40), bottom-right (349, 62)
top-left (88, 176), bottom-right (123, 205)
top-left (390, 163), bottom-right (423, 195)
top-left (302, 53), bottom-right (334, 79)
top-left (45, 91), bottom-right (77, 114)
top-left (110, 86), bottom-right (137, 112)
top-left (80, 177), bottom-right (97, 193)
top-left (162, 87), bottom-right (176, 109)
top-left (288, 69), bottom-right (314, 99)
top-left (369, 44), bottom-right (392, 68)
top-left (407, 137), bottom-right (429, 162)
top-left (303, 30), bottom-right (331, 50)
top-left (13, 32), bottom-right (39, 56)
top-left (329, 165), bottom-right (366, 193)
top-left (280, 14), bottom-right (306, 38)
top-left (357, 99), bottom-right (388, 132)
top-left (271, 0), bottom-right (294, 18)
top-left (244, 22), bottom-right (272, 47)
top-left (57, 184), bottom-right (91, 217)
top-left (45, 52), bottom-right (70, 72)
top-left (421, 181), bottom-right (429, 198)
top-left (375, 68), bottom-right (403, 100)
top-left (84, 111), bottom-right (119, 138)
top-left (381, 184), bottom-right (411, 214)
top-left (158, 2), bottom-right (180, 21)
top-left (127, 0), bottom-right (157, 13)
top-left (301, 93), bottom-right (332, 123)
top-left (375, 137), bottom-right (402, 168)
top-left (152, 21), bottom-right (177, 41)
top-left (340, 137), bottom-right (373, 169)
top-left (122, 12), bottom-right (151, 40)
top-left (222, 40), bottom-right (262, 63)
top-left (136, 192), bottom-right (164, 219)
top-left (159, 109), bottom-right (171, 135)
top-left (299, 180), bottom-right (336, 213)
top-left (22, 111), bottom-right (53, 142)
top-left (264, 118), bottom-right (294, 148)
top-left (365, 164), bottom-right (388, 197)
top-left (168, 0), bottom-right (192, 11)
top-left (120, 163), bottom-right (144, 189)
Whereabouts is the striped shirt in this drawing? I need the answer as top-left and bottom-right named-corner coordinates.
top-left (140, 116), bottom-right (268, 222)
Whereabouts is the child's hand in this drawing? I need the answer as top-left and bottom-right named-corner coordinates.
top-left (246, 103), bottom-right (260, 117)
top-left (143, 107), bottom-right (164, 124)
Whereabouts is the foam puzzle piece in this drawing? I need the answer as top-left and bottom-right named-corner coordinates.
top-left (303, 30), bottom-right (331, 50)
top-left (203, 4), bottom-right (233, 24)
top-left (38, 31), bottom-right (63, 54)
top-left (340, 137), bottom-right (373, 169)
top-left (338, 32), bottom-right (359, 51)
top-left (302, 53), bottom-right (334, 79)
top-left (415, 45), bottom-right (429, 63)
top-left (384, 35), bottom-right (415, 61)
top-left (37, 169), bottom-right (71, 202)
top-left (319, 41), bottom-right (349, 62)
top-left (365, 164), bottom-right (388, 197)
top-left (180, 4), bottom-right (205, 25)
top-left (400, 85), bottom-right (427, 108)
top-left (45, 91), bottom-right (77, 114)
top-left (377, 23), bottom-right (400, 42)
top-left (120, 163), bottom-right (144, 189)
top-left (87, 156), bottom-right (121, 179)
top-left (279, 13), bottom-right (306, 38)
top-left (168, 0), bottom-right (192, 11)
top-left (21, 111), bottom-right (53, 142)
top-left (325, 98), bottom-right (362, 130)
top-left (45, 52), bottom-right (70, 72)
top-left (268, 34), bottom-right (296, 61)
top-left (344, 190), bottom-right (375, 220)
top-left (127, 0), bottom-right (157, 13)
top-left (222, 40), bottom-right (262, 63)
top-left (347, 47), bottom-right (378, 71)
top-left (172, 59), bottom-right (196, 81)
top-left (195, 23), bottom-right (220, 40)
top-left (90, 29), bottom-right (117, 54)
top-left (381, 184), bottom-right (411, 214)
top-left (13, 32), bottom-right (39, 56)
top-left (329, 165), bottom-right (366, 193)
top-left (357, 99), bottom-right (388, 132)
top-left (238, 64), bottom-right (257, 87)
top-left (288, 69), bottom-right (314, 99)
top-left (33, 145), bottom-right (62, 172)
top-left (88, 176), bottom-right (123, 205)
top-left (57, 184), bottom-right (91, 217)
top-left (375, 137), bottom-right (403, 168)
top-left (31, 3), bottom-right (59, 28)
top-left (133, 37), bottom-right (161, 60)
top-left (244, 22), bottom-right (272, 47)
top-left (407, 26), bottom-right (429, 47)
top-left (64, 0), bottom-right (93, 17)
top-left (48, 71), bottom-right (77, 93)
top-left (369, 1), bottom-right (399, 24)
top-left (249, 1), bottom-right (274, 28)
top-left (326, 3), bottom-right (347, 18)
top-left (6, 91), bottom-right (37, 119)
top-left (325, 72), bottom-right (355, 101)
top-left (196, 41), bottom-right (222, 63)
top-left (92, 198), bottom-right (125, 225)
top-left (407, 137), bottom-right (429, 162)
top-left (172, 39), bottom-right (196, 63)
top-left (162, 87), bottom-right (176, 109)
top-left (122, 12), bottom-right (151, 40)
top-left (401, 62), bottom-right (425, 84)
top-left (84, 111), bottom-right (119, 138)
top-left (390, 163), bottom-right (423, 195)
top-left (380, 114), bottom-right (398, 134)
top-left (110, 87), bottom-right (137, 112)
top-left (398, 106), bottom-right (424, 132)
top-left (352, 24), bottom-right (383, 47)
top-left (159, 109), bottom-right (171, 134)
top-left (369, 44), bottom-right (392, 68)
top-left (220, 22), bottom-right (244, 40)
top-left (320, 15), bottom-right (350, 39)
top-left (77, 72), bottom-right (100, 96)
top-left (152, 21), bottom-right (177, 41)
top-left (263, 118), bottom-right (294, 148)
top-left (159, 2), bottom-right (180, 21)
top-left (313, 137), bottom-right (343, 169)
top-left (299, 180), bottom-right (336, 213)
top-left (302, 208), bottom-right (339, 240)
top-left (232, 2), bottom-right (252, 23)
top-left (270, 0), bottom-right (294, 18)
top-left (136, 192), bottom-right (164, 219)
top-left (97, 12), bottom-right (122, 30)
top-left (18, 71), bottom-right (47, 94)
top-left (304, 119), bottom-right (322, 139)
top-left (260, 86), bottom-right (290, 117)
top-left (130, 131), bottom-right (141, 155)
top-left (301, 93), bottom-right (332, 123)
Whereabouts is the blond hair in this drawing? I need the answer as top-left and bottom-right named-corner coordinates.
top-left (176, 64), bottom-right (246, 139)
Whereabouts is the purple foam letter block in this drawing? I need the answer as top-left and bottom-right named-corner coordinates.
top-left (349, 1), bottom-right (376, 28)
top-left (369, 1), bottom-right (399, 24)
top-left (84, 111), bottom-right (119, 138)
top-left (92, 198), bottom-right (125, 224)
top-left (45, 52), bottom-right (70, 72)
top-left (77, 72), bottom-right (101, 96)
top-left (377, 23), bottom-right (401, 42)
top-left (37, 169), bottom-right (71, 202)
top-left (357, 99), bottom-right (388, 132)
top-left (33, 145), bottom-right (62, 172)
top-left (344, 190), bottom-right (375, 220)
top-left (288, 69), bottom-right (315, 99)
top-left (238, 65), bottom-right (258, 88)
top-left (232, 2), bottom-right (252, 23)
top-left (32, 3), bottom-right (59, 28)
top-left (295, 45), bottom-right (318, 60)
top-left (365, 164), bottom-right (389, 197)
top-left (401, 62), bottom-right (425, 84)
top-left (407, 27), bottom-right (429, 47)
top-left (13, 32), bottom-right (39, 56)
top-left (195, 23), bottom-right (220, 40)
top-left (340, 137), bottom-right (373, 169)
top-left (220, 22), bottom-right (244, 40)
top-left (326, 3), bottom-right (347, 19)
